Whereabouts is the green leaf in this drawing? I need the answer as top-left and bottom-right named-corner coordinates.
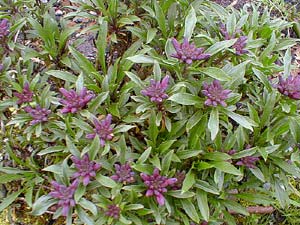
top-left (195, 180), bottom-right (220, 195)
top-left (114, 124), bottom-right (135, 133)
top-left (31, 195), bottom-right (57, 216)
top-left (180, 199), bottom-right (200, 223)
top-left (182, 169), bottom-right (195, 193)
top-left (127, 55), bottom-right (155, 64)
top-left (199, 67), bottom-right (231, 81)
top-left (184, 6), bottom-right (197, 41)
top-left (96, 174), bottom-right (117, 188)
top-left (223, 109), bottom-right (257, 131)
top-left (168, 93), bottom-right (202, 105)
top-left (283, 47), bottom-right (291, 78)
top-left (161, 150), bottom-right (173, 174)
top-left (167, 190), bottom-right (195, 198)
top-left (205, 39), bottom-right (237, 55)
top-left (46, 70), bottom-right (77, 83)
top-left (76, 205), bottom-right (94, 225)
top-left (137, 147), bottom-right (152, 164)
top-left (125, 71), bottom-right (145, 87)
top-left (252, 68), bottom-right (272, 92)
top-left (223, 200), bottom-right (249, 216)
top-left (78, 198), bottom-right (98, 216)
top-left (196, 189), bottom-right (209, 221)
top-left (176, 150), bottom-right (202, 160)
top-left (211, 161), bottom-right (242, 176)
top-left (208, 108), bottom-right (219, 141)
top-left (0, 189), bottom-right (23, 212)
top-left (146, 28), bottom-right (157, 44)
top-left (154, 1), bottom-right (167, 37)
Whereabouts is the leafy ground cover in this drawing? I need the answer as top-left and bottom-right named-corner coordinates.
top-left (1, 0), bottom-right (300, 224)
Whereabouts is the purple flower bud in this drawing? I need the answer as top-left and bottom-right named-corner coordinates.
top-left (0, 19), bottom-right (9, 38)
top-left (227, 149), bottom-right (237, 155)
top-left (0, 64), bottom-right (3, 72)
top-left (141, 75), bottom-right (169, 103)
top-left (276, 75), bottom-right (300, 100)
top-left (220, 23), bottom-right (232, 40)
top-left (233, 36), bottom-right (248, 55)
top-left (202, 80), bottom-right (231, 107)
top-left (86, 114), bottom-right (114, 147)
top-left (59, 87), bottom-right (95, 114)
top-left (170, 171), bottom-right (186, 190)
top-left (49, 179), bottom-right (78, 217)
top-left (13, 82), bottom-right (33, 105)
top-left (24, 105), bottom-right (51, 125)
top-left (71, 154), bottom-right (101, 186)
top-left (236, 156), bottom-right (260, 169)
top-left (140, 168), bottom-right (177, 206)
top-left (105, 204), bottom-right (120, 219)
top-left (111, 163), bottom-right (135, 184)
top-left (171, 37), bottom-right (210, 64)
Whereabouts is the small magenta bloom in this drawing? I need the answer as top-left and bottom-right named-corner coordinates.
top-left (141, 76), bottom-right (169, 103)
top-left (236, 156), bottom-right (260, 169)
top-left (276, 75), bottom-right (300, 100)
top-left (59, 87), bottom-right (95, 114)
top-left (219, 23), bottom-right (241, 40)
top-left (202, 80), bottom-right (231, 107)
top-left (140, 168), bottom-right (177, 206)
top-left (111, 163), bottom-right (135, 184)
top-left (170, 171), bottom-right (186, 190)
top-left (171, 37), bottom-right (210, 64)
top-left (24, 105), bottom-right (51, 125)
top-left (14, 82), bottom-right (33, 105)
top-left (49, 179), bottom-right (78, 217)
top-left (0, 19), bottom-right (9, 38)
top-left (71, 154), bottom-right (101, 186)
top-left (86, 114), bottom-right (114, 146)
top-left (105, 204), bottom-right (120, 219)
top-left (233, 36), bottom-right (248, 55)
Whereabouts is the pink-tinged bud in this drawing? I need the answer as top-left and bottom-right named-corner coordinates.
top-left (13, 82), bottom-right (33, 105)
top-left (202, 80), bottom-right (231, 107)
top-left (59, 87), bottom-right (95, 114)
top-left (171, 37), bottom-right (210, 64)
top-left (0, 19), bottom-right (9, 38)
top-left (236, 156), bottom-right (260, 169)
top-left (111, 163), bottom-right (135, 184)
top-left (71, 154), bottom-right (101, 186)
top-left (105, 204), bottom-right (120, 219)
top-left (276, 75), bottom-right (300, 100)
top-left (141, 76), bottom-right (169, 104)
top-left (86, 114), bottom-right (114, 146)
top-left (24, 105), bottom-right (51, 125)
top-left (49, 179), bottom-right (78, 217)
top-left (140, 168), bottom-right (177, 206)
top-left (233, 36), bottom-right (248, 55)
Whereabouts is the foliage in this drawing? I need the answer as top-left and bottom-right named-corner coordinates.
top-left (1, 0), bottom-right (300, 224)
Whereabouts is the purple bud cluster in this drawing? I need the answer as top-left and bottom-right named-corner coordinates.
top-left (141, 76), bottom-right (169, 103)
top-left (71, 154), bottom-right (101, 186)
top-left (227, 150), bottom-right (260, 169)
top-left (105, 204), bottom-right (121, 219)
top-left (49, 180), bottom-right (79, 217)
top-left (276, 74), bottom-right (300, 100)
top-left (236, 156), bottom-right (260, 169)
top-left (202, 80), bottom-right (231, 107)
top-left (233, 36), bottom-right (248, 55)
top-left (171, 38), bottom-right (210, 64)
top-left (14, 83), bottom-right (33, 105)
top-left (86, 114), bottom-right (114, 146)
top-left (170, 171), bottom-right (186, 190)
top-left (219, 23), bottom-right (248, 55)
top-left (140, 168), bottom-right (177, 206)
top-left (24, 105), bottom-right (51, 125)
top-left (0, 19), bottom-right (9, 39)
top-left (59, 87), bottom-right (95, 114)
top-left (111, 163), bottom-right (135, 184)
